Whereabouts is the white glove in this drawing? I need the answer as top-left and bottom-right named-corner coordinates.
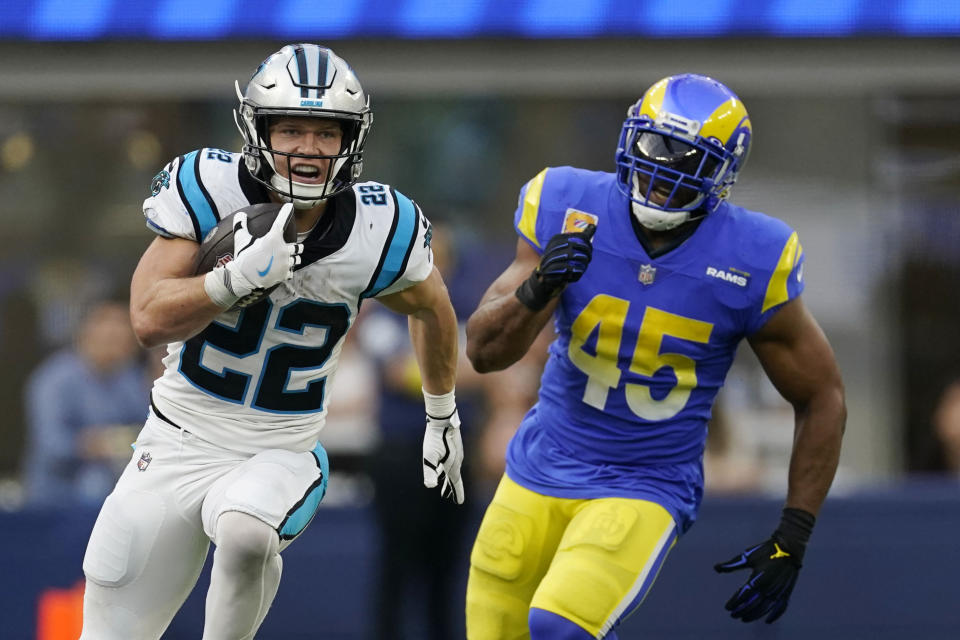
top-left (204, 203), bottom-right (303, 308)
top-left (422, 408), bottom-right (465, 504)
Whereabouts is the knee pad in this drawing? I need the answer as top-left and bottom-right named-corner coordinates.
top-left (542, 565), bottom-right (623, 635)
top-left (213, 511), bottom-right (279, 571)
top-left (83, 490), bottom-right (165, 588)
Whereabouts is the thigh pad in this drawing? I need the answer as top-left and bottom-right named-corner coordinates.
top-left (202, 443), bottom-right (328, 547)
top-left (83, 490), bottom-right (165, 588)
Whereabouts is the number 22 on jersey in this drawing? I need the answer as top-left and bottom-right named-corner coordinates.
top-left (568, 295), bottom-right (713, 421)
top-left (179, 299), bottom-right (350, 413)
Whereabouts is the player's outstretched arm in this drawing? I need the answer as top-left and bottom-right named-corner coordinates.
top-left (130, 236), bottom-right (227, 348)
top-left (378, 267), bottom-right (465, 503)
top-left (466, 226), bottom-right (594, 373)
top-left (714, 297), bottom-right (845, 624)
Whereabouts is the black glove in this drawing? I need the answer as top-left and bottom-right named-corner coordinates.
top-left (515, 224), bottom-right (596, 311)
top-left (714, 507), bottom-right (815, 624)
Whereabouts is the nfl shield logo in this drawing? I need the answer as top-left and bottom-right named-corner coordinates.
top-left (639, 264), bottom-right (656, 285)
top-left (137, 451), bottom-right (152, 472)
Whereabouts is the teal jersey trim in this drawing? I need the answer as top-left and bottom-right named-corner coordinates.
top-left (278, 442), bottom-right (329, 540)
top-left (177, 150), bottom-right (219, 240)
top-left (362, 189), bottom-right (418, 297)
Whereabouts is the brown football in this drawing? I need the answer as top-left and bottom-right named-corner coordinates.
top-left (193, 202), bottom-right (297, 305)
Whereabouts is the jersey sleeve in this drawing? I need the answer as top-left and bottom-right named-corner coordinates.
top-left (513, 167), bottom-right (591, 253)
top-left (370, 188), bottom-right (434, 297)
top-left (745, 229), bottom-right (806, 334)
top-left (142, 149), bottom-right (230, 242)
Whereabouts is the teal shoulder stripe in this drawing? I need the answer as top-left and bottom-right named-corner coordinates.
top-left (176, 150), bottom-right (219, 240)
top-left (362, 189), bottom-right (418, 298)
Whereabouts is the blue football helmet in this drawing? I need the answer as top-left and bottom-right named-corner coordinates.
top-left (615, 74), bottom-right (752, 231)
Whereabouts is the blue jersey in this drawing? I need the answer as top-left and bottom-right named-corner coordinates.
top-left (504, 167), bottom-right (804, 530)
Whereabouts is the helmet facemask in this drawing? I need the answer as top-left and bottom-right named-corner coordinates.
top-left (617, 120), bottom-right (731, 231)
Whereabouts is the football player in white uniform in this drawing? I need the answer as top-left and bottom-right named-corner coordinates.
top-left (80, 44), bottom-right (465, 640)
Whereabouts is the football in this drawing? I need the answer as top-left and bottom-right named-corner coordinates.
top-left (193, 202), bottom-right (298, 305)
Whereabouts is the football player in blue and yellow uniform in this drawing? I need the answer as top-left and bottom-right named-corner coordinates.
top-left (464, 74), bottom-right (846, 639)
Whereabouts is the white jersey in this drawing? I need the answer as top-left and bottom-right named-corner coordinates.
top-left (142, 149), bottom-right (434, 453)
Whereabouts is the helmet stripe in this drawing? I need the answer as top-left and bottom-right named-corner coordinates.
top-left (303, 46), bottom-right (318, 99)
top-left (699, 99), bottom-right (750, 146)
top-left (637, 78), bottom-right (668, 120)
top-left (316, 47), bottom-right (329, 99)
top-left (293, 44), bottom-right (309, 98)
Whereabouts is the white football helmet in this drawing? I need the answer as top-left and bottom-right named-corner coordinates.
top-left (235, 44), bottom-right (372, 208)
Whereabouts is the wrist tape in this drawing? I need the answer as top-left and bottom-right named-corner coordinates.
top-left (515, 271), bottom-right (557, 311)
top-left (774, 507), bottom-right (816, 561)
top-left (423, 388), bottom-right (456, 419)
top-left (203, 268), bottom-right (241, 309)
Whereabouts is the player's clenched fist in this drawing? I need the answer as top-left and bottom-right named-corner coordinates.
top-left (515, 224), bottom-right (596, 311)
top-left (204, 202), bottom-right (304, 308)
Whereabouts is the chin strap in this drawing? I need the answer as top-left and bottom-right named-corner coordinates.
top-left (630, 201), bottom-right (691, 231)
top-left (269, 172), bottom-right (335, 209)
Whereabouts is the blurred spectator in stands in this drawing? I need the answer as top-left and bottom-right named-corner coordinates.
top-left (21, 298), bottom-right (150, 507)
top-left (703, 399), bottom-right (765, 494)
top-left (0, 272), bottom-right (43, 506)
top-left (474, 325), bottom-right (553, 493)
top-left (316, 306), bottom-right (381, 506)
top-left (931, 377), bottom-right (960, 475)
top-left (356, 222), bottom-right (485, 640)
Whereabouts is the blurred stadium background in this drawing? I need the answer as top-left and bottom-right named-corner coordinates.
top-left (1, 1), bottom-right (959, 638)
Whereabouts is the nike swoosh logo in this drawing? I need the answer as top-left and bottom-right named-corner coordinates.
top-left (256, 256), bottom-right (274, 277)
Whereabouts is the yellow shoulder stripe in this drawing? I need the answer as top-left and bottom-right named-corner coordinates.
top-left (761, 231), bottom-right (802, 313)
top-left (518, 168), bottom-right (548, 248)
